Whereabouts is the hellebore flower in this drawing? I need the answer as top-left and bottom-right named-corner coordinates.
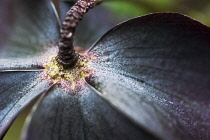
top-left (0, 0), bottom-right (210, 140)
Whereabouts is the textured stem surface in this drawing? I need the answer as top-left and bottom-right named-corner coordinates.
top-left (56, 0), bottom-right (102, 69)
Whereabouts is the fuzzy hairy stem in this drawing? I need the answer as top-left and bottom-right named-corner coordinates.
top-left (56, 0), bottom-right (102, 69)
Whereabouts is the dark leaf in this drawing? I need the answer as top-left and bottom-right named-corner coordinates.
top-left (88, 13), bottom-right (210, 140)
top-left (23, 85), bottom-right (158, 140)
top-left (0, 0), bottom-right (60, 58)
top-left (0, 69), bottom-right (51, 139)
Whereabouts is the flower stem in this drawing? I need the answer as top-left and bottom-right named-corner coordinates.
top-left (56, 0), bottom-right (102, 69)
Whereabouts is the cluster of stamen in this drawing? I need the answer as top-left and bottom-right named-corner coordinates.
top-left (43, 54), bottom-right (96, 91)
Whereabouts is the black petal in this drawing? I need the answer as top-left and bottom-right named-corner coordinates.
top-left (0, 58), bottom-right (44, 72)
top-left (88, 13), bottom-right (210, 140)
top-left (23, 85), bottom-right (158, 140)
top-left (0, 0), bottom-right (60, 57)
top-left (0, 71), bottom-right (51, 139)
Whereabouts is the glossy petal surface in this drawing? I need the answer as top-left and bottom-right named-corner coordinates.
top-left (0, 64), bottom-right (51, 139)
top-left (23, 85), bottom-right (157, 140)
top-left (89, 13), bottom-right (210, 140)
top-left (0, 0), bottom-right (60, 57)
top-left (0, 58), bottom-right (44, 72)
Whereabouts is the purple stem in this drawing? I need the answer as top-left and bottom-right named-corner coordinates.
top-left (56, 0), bottom-right (102, 69)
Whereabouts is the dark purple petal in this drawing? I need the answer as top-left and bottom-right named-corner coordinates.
top-left (0, 58), bottom-right (45, 71)
top-left (0, 0), bottom-right (13, 50)
top-left (88, 13), bottom-right (210, 140)
top-left (23, 85), bottom-right (158, 140)
top-left (0, 0), bottom-right (60, 57)
top-left (0, 71), bottom-right (52, 139)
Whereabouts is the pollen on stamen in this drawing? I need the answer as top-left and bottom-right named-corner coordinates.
top-left (41, 53), bottom-right (97, 92)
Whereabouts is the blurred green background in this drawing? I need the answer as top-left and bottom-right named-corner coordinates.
top-left (4, 0), bottom-right (210, 139)
top-left (103, 0), bottom-right (210, 26)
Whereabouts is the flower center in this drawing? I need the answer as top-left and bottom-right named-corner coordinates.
top-left (42, 54), bottom-right (95, 91)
